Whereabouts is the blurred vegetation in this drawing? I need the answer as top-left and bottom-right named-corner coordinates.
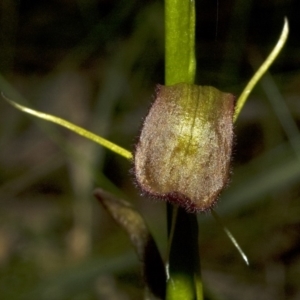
top-left (0, 0), bottom-right (300, 299)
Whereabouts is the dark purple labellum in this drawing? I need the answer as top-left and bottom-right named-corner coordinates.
top-left (134, 83), bottom-right (234, 212)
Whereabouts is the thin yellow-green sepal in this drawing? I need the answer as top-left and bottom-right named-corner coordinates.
top-left (210, 19), bottom-right (289, 266)
top-left (211, 210), bottom-right (249, 265)
top-left (1, 93), bottom-right (133, 160)
top-left (234, 17), bottom-right (289, 122)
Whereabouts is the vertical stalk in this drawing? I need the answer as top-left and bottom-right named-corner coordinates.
top-left (165, 0), bottom-right (203, 299)
top-left (165, 0), bottom-right (196, 85)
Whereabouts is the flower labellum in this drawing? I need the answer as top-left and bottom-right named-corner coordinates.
top-left (134, 83), bottom-right (234, 212)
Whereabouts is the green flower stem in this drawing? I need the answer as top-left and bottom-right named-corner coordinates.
top-left (165, 0), bottom-right (202, 299)
top-left (165, 0), bottom-right (196, 85)
top-left (166, 206), bottom-right (202, 300)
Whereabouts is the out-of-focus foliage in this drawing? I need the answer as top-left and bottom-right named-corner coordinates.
top-left (0, 1), bottom-right (300, 299)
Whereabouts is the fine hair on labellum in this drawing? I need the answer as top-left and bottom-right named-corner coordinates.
top-left (134, 83), bottom-right (235, 213)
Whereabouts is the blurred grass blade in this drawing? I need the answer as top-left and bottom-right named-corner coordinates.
top-left (248, 50), bottom-right (300, 155)
top-left (24, 252), bottom-right (137, 300)
top-left (219, 141), bottom-right (300, 215)
top-left (94, 188), bottom-right (166, 299)
top-left (1, 92), bottom-right (132, 160)
top-left (211, 210), bottom-right (249, 265)
top-left (234, 17), bottom-right (289, 121)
